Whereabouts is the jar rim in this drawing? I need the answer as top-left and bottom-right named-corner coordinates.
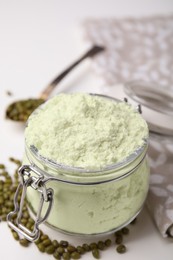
top-left (28, 139), bottom-right (148, 175)
top-left (25, 93), bottom-right (149, 177)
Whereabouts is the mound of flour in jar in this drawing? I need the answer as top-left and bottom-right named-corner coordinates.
top-left (25, 93), bottom-right (148, 169)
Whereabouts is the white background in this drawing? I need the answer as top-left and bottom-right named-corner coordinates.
top-left (0, 0), bottom-right (173, 259)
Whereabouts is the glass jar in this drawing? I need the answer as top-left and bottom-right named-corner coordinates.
top-left (7, 95), bottom-right (150, 241)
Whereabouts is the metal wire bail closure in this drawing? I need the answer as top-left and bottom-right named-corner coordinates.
top-left (7, 165), bottom-right (54, 242)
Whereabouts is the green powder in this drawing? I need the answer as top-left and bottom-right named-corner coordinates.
top-left (25, 93), bottom-right (148, 169)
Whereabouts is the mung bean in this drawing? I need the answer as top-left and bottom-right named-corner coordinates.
top-left (90, 242), bottom-right (97, 250)
top-left (63, 252), bottom-right (71, 260)
top-left (42, 238), bottom-right (52, 247)
top-left (60, 240), bottom-right (69, 247)
top-left (71, 252), bottom-right (80, 259)
top-left (37, 243), bottom-right (45, 252)
top-left (115, 235), bottom-right (123, 244)
top-left (122, 227), bottom-right (129, 235)
top-left (53, 251), bottom-right (61, 259)
top-left (45, 245), bottom-right (56, 254)
top-left (76, 246), bottom-right (85, 254)
top-left (0, 164), bottom-right (5, 169)
top-left (52, 240), bottom-right (59, 248)
top-left (19, 239), bottom-right (30, 247)
top-left (56, 246), bottom-right (65, 255)
top-left (116, 244), bottom-right (126, 254)
top-left (67, 245), bottom-right (76, 253)
top-left (104, 239), bottom-right (111, 247)
top-left (97, 241), bottom-right (105, 250)
top-left (11, 230), bottom-right (20, 241)
top-left (82, 244), bottom-right (90, 252)
top-left (92, 248), bottom-right (100, 259)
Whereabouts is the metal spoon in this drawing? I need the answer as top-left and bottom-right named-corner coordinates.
top-left (6, 45), bottom-right (104, 122)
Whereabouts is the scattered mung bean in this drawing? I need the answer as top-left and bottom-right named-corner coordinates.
top-left (82, 244), bottom-right (91, 252)
top-left (97, 241), bottom-right (105, 250)
top-left (92, 248), bottom-right (100, 259)
top-left (0, 164), bottom-right (5, 169)
top-left (67, 245), bottom-right (76, 253)
top-left (116, 244), bottom-right (127, 254)
top-left (71, 251), bottom-right (80, 259)
top-left (76, 246), bottom-right (85, 254)
top-left (60, 240), bottom-right (69, 247)
top-left (52, 239), bottom-right (59, 248)
top-left (45, 245), bottom-right (56, 254)
top-left (115, 235), bottom-right (123, 244)
top-left (37, 243), bottom-right (45, 252)
top-left (56, 246), bottom-right (65, 255)
top-left (53, 251), bottom-right (61, 259)
top-left (62, 252), bottom-right (71, 260)
top-left (41, 234), bottom-right (49, 241)
top-left (11, 230), bottom-right (20, 241)
top-left (6, 90), bottom-right (13, 96)
top-left (19, 238), bottom-right (30, 247)
top-left (42, 238), bottom-right (52, 247)
top-left (90, 242), bottom-right (98, 250)
top-left (104, 239), bottom-right (111, 247)
top-left (122, 227), bottom-right (129, 235)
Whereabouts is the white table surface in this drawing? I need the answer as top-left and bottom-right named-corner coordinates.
top-left (0, 1), bottom-right (173, 259)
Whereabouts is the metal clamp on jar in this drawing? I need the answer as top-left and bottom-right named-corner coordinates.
top-left (7, 164), bottom-right (54, 241)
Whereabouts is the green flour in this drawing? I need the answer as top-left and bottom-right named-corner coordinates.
top-left (25, 93), bottom-right (148, 169)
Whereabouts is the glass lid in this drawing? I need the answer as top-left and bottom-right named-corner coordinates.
top-left (124, 81), bottom-right (173, 137)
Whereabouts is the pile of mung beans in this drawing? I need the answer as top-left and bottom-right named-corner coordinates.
top-left (0, 158), bottom-right (137, 259)
top-left (6, 98), bottom-right (44, 121)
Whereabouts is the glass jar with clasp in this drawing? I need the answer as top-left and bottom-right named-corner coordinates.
top-left (7, 95), bottom-right (150, 241)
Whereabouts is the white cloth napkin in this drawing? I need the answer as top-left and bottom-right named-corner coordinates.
top-left (82, 15), bottom-right (173, 237)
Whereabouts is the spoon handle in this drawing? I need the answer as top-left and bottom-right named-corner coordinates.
top-left (40, 45), bottom-right (104, 100)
